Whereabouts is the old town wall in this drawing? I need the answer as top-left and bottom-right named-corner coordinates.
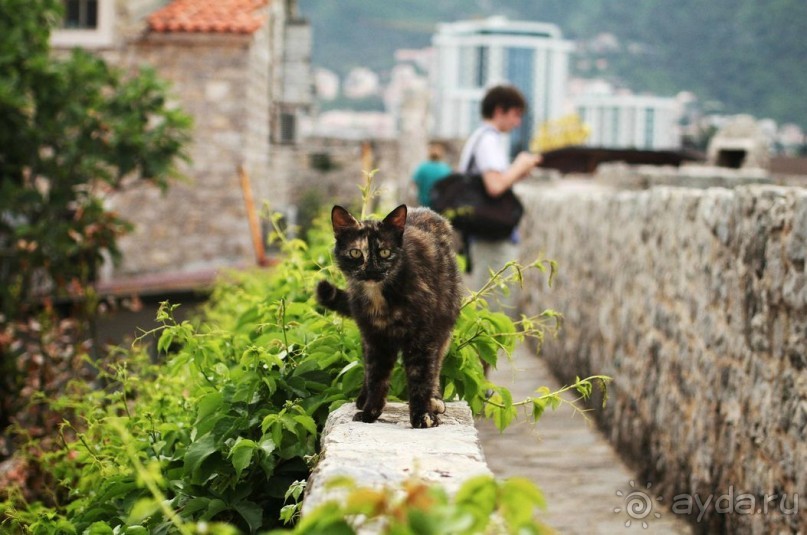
top-left (517, 169), bottom-right (806, 532)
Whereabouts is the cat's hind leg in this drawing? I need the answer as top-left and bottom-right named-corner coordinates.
top-left (403, 340), bottom-right (445, 428)
top-left (428, 335), bottom-right (452, 416)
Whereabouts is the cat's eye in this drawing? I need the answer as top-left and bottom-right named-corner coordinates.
top-left (378, 248), bottom-right (391, 259)
top-left (348, 248), bottom-right (362, 259)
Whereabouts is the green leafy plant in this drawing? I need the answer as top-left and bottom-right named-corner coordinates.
top-left (269, 474), bottom-right (549, 535)
top-left (0, 0), bottom-right (191, 448)
top-left (1, 175), bottom-right (609, 533)
top-left (0, 0), bottom-right (191, 321)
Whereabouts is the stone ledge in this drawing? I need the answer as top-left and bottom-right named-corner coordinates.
top-left (302, 401), bottom-right (492, 515)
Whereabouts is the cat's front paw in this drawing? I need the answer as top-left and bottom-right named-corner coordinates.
top-left (411, 411), bottom-right (440, 429)
top-left (316, 280), bottom-right (337, 306)
top-left (353, 409), bottom-right (381, 423)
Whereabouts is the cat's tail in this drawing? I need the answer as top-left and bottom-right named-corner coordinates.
top-left (316, 280), bottom-right (352, 317)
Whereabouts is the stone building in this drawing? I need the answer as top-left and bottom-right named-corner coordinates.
top-left (707, 114), bottom-right (771, 170)
top-left (51, 0), bottom-right (313, 285)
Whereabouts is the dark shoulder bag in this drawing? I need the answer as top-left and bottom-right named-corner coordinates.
top-left (429, 129), bottom-right (524, 241)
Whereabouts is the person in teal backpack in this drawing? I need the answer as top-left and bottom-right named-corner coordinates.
top-left (412, 141), bottom-right (453, 207)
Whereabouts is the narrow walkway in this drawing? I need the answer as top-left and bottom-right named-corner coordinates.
top-left (476, 346), bottom-right (692, 534)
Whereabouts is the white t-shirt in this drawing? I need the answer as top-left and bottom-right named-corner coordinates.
top-left (458, 124), bottom-right (508, 174)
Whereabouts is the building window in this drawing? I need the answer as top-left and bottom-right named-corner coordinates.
top-left (63, 0), bottom-right (98, 29)
top-left (52, 0), bottom-right (114, 48)
top-left (644, 107), bottom-right (655, 149)
top-left (475, 46), bottom-right (488, 88)
top-left (611, 106), bottom-right (620, 147)
top-left (505, 47), bottom-right (535, 154)
top-left (280, 112), bottom-right (296, 144)
top-left (458, 46), bottom-right (473, 89)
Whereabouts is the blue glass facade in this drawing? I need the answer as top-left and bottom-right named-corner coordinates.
top-left (506, 47), bottom-right (535, 154)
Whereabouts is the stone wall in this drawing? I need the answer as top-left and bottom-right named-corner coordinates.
top-left (276, 138), bottom-right (406, 222)
top-left (303, 402), bottom-right (492, 520)
top-left (517, 176), bottom-right (806, 533)
top-left (106, 33), bottom-right (268, 277)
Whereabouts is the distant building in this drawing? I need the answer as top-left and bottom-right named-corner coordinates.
top-left (706, 114), bottom-right (769, 169)
top-left (343, 67), bottom-right (381, 99)
top-left (574, 92), bottom-right (681, 150)
top-left (431, 16), bottom-right (574, 154)
top-left (314, 67), bottom-right (340, 100)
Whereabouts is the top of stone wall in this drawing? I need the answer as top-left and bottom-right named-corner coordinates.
top-left (302, 402), bottom-right (492, 516)
top-left (596, 162), bottom-right (772, 190)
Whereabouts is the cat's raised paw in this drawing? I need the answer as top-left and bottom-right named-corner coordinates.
top-left (316, 280), bottom-right (337, 305)
top-left (411, 412), bottom-right (440, 429)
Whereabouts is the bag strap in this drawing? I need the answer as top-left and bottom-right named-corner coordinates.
top-left (459, 125), bottom-right (496, 273)
top-left (462, 125), bottom-right (497, 174)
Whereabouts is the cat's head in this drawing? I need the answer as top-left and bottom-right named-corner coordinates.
top-left (330, 204), bottom-right (407, 283)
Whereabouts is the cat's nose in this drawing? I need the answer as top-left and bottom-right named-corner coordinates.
top-left (364, 269), bottom-right (384, 281)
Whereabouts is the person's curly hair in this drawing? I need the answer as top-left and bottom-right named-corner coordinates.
top-left (480, 85), bottom-right (527, 119)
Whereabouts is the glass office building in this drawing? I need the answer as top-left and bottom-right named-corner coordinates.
top-left (431, 16), bottom-right (573, 155)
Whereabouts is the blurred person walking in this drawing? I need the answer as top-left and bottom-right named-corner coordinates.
top-left (412, 141), bottom-right (453, 207)
top-left (457, 85), bottom-right (541, 301)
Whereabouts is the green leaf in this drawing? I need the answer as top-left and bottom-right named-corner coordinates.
top-left (202, 499), bottom-right (228, 521)
top-left (292, 414), bottom-right (318, 436)
top-left (279, 503), bottom-right (301, 525)
top-left (336, 360), bottom-right (360, 379)
top-left (157, 330), bottom-right (174, 353)
top-left (454, 475), bottom-right (498, 530)
top-left (261, 414), bottom-right (279, 435)
top-left (230, 438), bottom-right (257, 479)
top-left (127, 498), bottom-right (160, 524)
top-left (259, 436), bottom-right (277, 457)
top-left (476, 340), bottom-right (498, 367)
top-left (532, 398), bottom-right (547, 421)
top-left (181, 497), bottom-right (210, 516)
top-left (233, 500), bottom-right (263, 533)
top-left (85, 523), bottom-right (114, 535)
top-left (500, 477), bottom-right (546, 528)
top-left (195, 392), bottom-right (224, 425)
top-left (493, 405), bottom-right (517, 432)
top-left (284, 480), bottom-right (307, 502)
top-left (406, 509), bottom-right (440, 535)
top-left (183, 433), bottom-right (218, 479)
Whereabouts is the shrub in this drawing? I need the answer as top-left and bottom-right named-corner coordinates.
top-left (0, 208), bottom-right (607, 534)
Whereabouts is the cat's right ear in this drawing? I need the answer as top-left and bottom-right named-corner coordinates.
top-left (331, 205), bottom-right (359, 234)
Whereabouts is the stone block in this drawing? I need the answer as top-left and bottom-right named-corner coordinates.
top-left (302, 402), bottom-right (492, 516)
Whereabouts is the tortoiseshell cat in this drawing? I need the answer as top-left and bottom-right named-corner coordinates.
top-left (316, 204), bottom-right (461, 428)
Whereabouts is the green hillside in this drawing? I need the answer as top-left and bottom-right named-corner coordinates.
top-left (298, 0), bottom-right (807, 128)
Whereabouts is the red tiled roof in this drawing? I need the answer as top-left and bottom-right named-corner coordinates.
top-left (148, 0), bottom-right (268, 34)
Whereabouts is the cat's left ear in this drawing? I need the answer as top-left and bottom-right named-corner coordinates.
top-left (382, 204), bottom-right (407, 234)
top-left (332, 205), bottom-right (359, 234)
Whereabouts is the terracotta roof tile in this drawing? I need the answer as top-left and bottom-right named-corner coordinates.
top-left (148, 0), bottom-right (268, 35)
